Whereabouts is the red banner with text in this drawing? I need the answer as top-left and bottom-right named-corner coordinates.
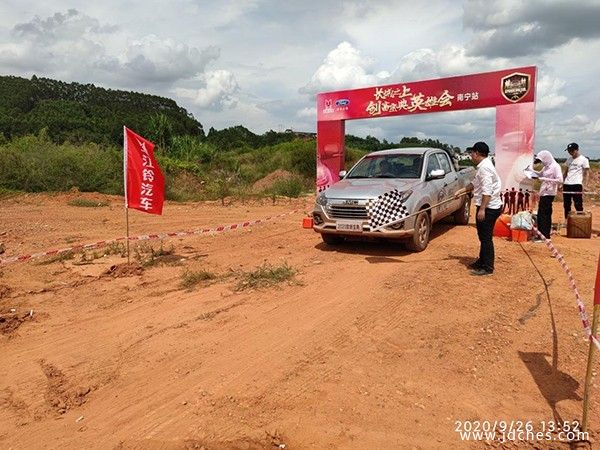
top-left (317, 66), bottom-right (536, 122)
top-left (124, 127), bottom-right (165, 215)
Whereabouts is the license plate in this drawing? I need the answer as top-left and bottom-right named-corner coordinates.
top-left (336, 221), bottom-right (363, 232)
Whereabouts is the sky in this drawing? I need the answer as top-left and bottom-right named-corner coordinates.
top-left (1, 0), bottom-right (599, 157)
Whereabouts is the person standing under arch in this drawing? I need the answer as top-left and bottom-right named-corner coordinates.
top-left (509, 188), bottom-right (517, 214)
top-left (502, 189), bottom-right (510, 213)
top-left (517, 189), bottom-right (525, 212)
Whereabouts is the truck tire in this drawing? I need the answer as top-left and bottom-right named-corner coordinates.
top-left (453, 196), bottom-right (471, 225)
top-left (321, 233), bottom-right (344, 245)
top-left (405, 211), bottom-right (431, 252)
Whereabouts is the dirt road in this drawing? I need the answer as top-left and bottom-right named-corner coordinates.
top-left (1, 192), bottom-right (599, 449)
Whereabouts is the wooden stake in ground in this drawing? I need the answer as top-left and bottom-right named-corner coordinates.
top-left (123, 126), bottom-right (130, 264)
top-left (581, 251), bottom-right (600, 432)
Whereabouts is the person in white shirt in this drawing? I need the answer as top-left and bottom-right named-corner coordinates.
top-left (562, 142), bottom-right (590, 218)
top-left (530, 150), bottom-right (563, 240)
top-left (463, 141), bottom-right (502, 276)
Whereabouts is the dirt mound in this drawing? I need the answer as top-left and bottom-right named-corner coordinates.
top-left (0, 284), bottom-right (11, 299)
top-left (252, 169), bottom-right (295, 192)
top-left (0, 308), bottom-right (32, 335)
top-left (40, 360), bottom-right (91, 414)
top-left (103, 263), bottom-right (144, 277)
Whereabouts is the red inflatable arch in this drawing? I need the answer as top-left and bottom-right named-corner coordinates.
top-left (316, 66), bottom-right (537, 192)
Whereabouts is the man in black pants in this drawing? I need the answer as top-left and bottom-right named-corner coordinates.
top-left (459, 142), bottom-right (503, 276)
top-left (562, 142), bottom-right (590, 219)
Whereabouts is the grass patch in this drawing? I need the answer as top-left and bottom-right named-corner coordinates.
top-left (105, 241), bottom-right (126, 257)
top-left (67, 198), bottom-right (109, 207)
top-left (180, 269), bottom-right (218, 289)
top-left (37, 250), bottom-right (75, 265)
top-left (133, 241), bottom-right (179, 267)
top-left (236, 262), bottom-right (296, 291)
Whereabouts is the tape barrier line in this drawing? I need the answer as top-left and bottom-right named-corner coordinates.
top-left (561, 191), bottom-right (599, 195)
top-left (531, 227), bottom-right (600, 351)
top-left (0, 208), bottom-right (304, 266)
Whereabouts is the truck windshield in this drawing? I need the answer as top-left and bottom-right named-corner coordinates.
top-left (346, 154), bottom-right (423, 179)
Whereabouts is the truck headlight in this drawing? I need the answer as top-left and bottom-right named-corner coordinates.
top-left (398, 190), bottom-right (413, 202)
top-left (316, 192), bottom-right (328, 206)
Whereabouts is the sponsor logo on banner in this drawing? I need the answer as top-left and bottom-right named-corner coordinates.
top-left (323, 99), bottom-right (334, 114)
top-left (322, 98), bottom-right (350, 114)
top-left (501, 73), bottom-right (530, 102)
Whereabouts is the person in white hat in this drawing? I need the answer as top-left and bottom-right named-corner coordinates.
top-left (529, 150), bottom-right (563, 240)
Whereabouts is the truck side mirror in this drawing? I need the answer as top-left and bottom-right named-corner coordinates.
top-left (427, 169), bottom-right (445, 180)
top-left (338, 170), bottom-right (347, 178)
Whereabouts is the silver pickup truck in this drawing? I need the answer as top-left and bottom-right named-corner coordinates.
top-left (312, 147), bottom-right (475, 251)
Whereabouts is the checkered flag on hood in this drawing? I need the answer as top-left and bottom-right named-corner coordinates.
top-left (366, 189), bottom-right (410, 230)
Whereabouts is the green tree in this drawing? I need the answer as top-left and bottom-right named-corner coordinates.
top-left (149, 113), bottom-right (174, 152)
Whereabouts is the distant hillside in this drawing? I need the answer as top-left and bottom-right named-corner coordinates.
top-left (205, 125), bottom-right (461, 155)
top-left (0, 75), bottom-right (204, 146)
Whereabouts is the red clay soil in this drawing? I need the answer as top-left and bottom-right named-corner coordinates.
top-left (0, 191), bottom-right (599, 449)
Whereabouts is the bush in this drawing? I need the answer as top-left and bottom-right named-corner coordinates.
top-left (289, 141), bottom-right (316, 179)
top-left (0, 133), bottom-right (122, 193)
top-left (236, 262), bottom-right (296, 290)
top-left (180, 269), bottom-right (217, 289)
top-left (267, 176), bottom-right (305, 198)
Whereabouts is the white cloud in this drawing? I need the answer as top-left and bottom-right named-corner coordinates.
top-left (535, 75), bottom-right (567, 112)
top-left (464, 0), bottom-right (600, 57)
top-left (0, 9), bottom-right (221, 89)
top-left (300, 42), bottom-right (390, 95)
top-left (296, 106), bottom-right (316, 119)
top-left (174, 70), bottom-right (239, 110)
top-left (121, 35), bottom-right (219, 83)
top-left (389, 45), bottom-right (504, 82)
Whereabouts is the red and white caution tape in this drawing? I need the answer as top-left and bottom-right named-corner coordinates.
top-left (532, 227), bottom-right (600, 351)
top-left (0, 208), bottom-right (304, 266)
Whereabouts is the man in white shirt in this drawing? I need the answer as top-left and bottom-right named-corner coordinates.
top-left (562, 142), bottom-right (590, 218)
top-left (464, 142), bottom-right (502, 276)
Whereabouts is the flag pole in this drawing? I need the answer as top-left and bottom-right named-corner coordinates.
top-left (582, 252), bottom-right (600, 432)
top-left (123, 126), bottom-right (130, 264)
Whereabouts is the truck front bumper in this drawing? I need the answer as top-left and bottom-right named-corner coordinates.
top-left (312, 204), bottom-right (416, 239)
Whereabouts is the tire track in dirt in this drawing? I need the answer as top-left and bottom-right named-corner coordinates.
top-left (80, 249), bottom-right (399, 442)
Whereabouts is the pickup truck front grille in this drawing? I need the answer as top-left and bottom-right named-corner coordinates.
top-left (327, 205), bottom-right (369, 220)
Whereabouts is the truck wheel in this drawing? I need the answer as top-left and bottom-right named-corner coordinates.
top-left (454, 196), bottom-right (471, 225)
top-left (321, 234), bottom-right (344, 245)
top-left (405, 211), bottom-right (430, 252)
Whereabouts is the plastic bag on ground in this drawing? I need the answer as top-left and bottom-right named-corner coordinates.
top-left (511, 211), bottom-right (534, 230)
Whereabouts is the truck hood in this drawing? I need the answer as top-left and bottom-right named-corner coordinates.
top-left (324, 178), bottom-right (423, 199)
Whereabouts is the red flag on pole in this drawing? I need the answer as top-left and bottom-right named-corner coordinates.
top-left (124, 127), bottom-right (165, 215)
